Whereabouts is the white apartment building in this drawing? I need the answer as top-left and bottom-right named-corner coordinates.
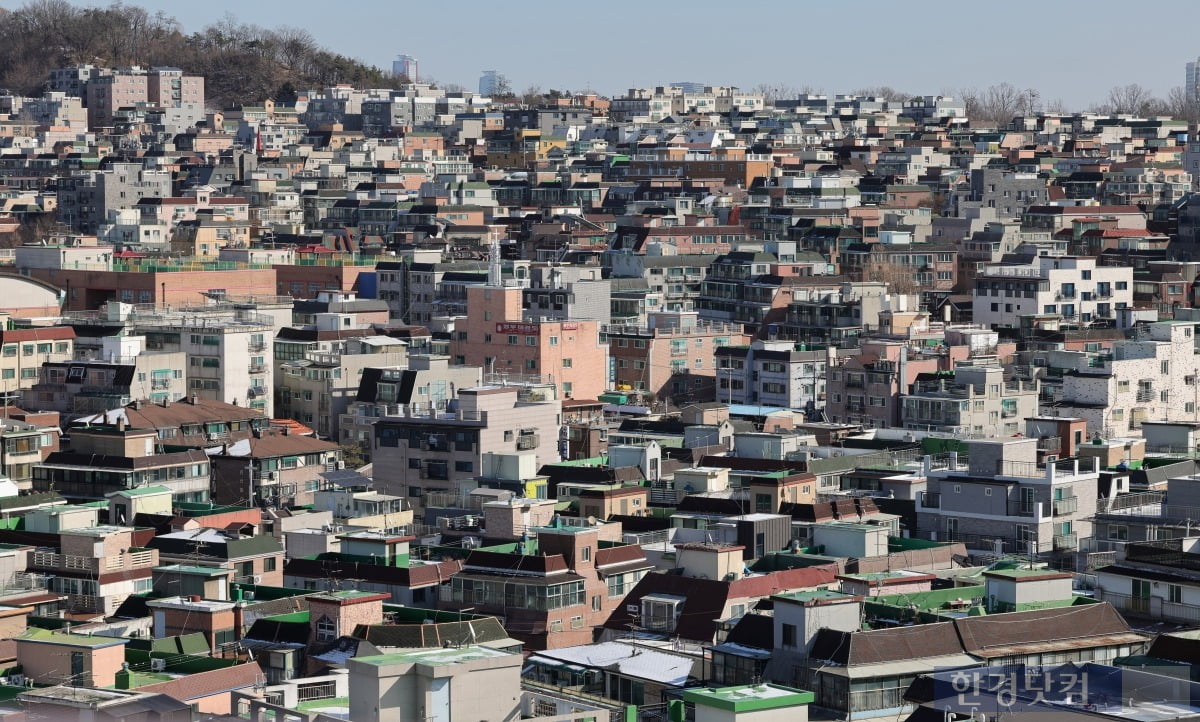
top-left (972, 256), bottom-right (1132, 328)
top-left (1052, 321), bottom-right (1200, 437)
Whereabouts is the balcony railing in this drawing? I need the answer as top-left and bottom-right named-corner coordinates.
top-left (1052, 496), bottom-right (1079, 515)
top-left (1006, 501), bottom-right (1041, 517)
top-left (1136, 390), bottom-right (1154, 402)
top-left (1053, 533), bottom-right (1078, 550)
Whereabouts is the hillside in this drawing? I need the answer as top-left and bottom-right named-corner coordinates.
top-left (0, 1), bottom-right (401, 108)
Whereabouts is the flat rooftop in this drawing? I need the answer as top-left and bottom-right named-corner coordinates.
top-left (355, 644), bottom-right (514, 667)
top-left (683, 684), bottom-right (814, 712)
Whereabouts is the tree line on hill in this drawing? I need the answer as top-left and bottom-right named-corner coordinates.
top-left (0, 0), bottom-right (401, 108)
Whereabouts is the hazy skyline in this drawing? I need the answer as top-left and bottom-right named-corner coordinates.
top-left (10, 0), bottom-right (1197, 108)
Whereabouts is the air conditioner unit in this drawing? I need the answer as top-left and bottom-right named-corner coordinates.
top-left (7, 675), bottom-right (23, 687)
top-left (150, 658), bottom-right (166, 672)
top-left (1045, 455), bottom-right (1058, 463)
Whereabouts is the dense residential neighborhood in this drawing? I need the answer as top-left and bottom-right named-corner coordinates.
top-left (1, 3), bottom-right (1200, 722)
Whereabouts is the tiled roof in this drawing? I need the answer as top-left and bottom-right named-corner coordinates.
top-left (137, 662), bottom-right (264, 701)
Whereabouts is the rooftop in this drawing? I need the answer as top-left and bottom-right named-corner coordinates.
top-left (683, 684), bottom-right (814, 712)
top-left (773, 589), bottom-right (860, 605)
top-left (355, 644), bottom-right (514, 667)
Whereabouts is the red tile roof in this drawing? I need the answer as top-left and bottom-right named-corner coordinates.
top-left (138, 661), bottom-right (264, 701)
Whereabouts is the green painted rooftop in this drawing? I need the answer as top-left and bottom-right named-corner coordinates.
top-left (683, 684), bottom-right (814, 712)
top-left (773, 589), bottom-right (858, 604)
top-left (17, 628), bottom-right (129, 648)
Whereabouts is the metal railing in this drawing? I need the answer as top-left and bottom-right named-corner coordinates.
top-left (1053, 496), bottom-right (1079, 515)
top-left (1053, 533), bottom-right (1078, 550)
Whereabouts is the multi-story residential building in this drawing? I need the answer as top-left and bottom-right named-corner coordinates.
top-left (276, 337), bottom-right (407, 440)
top-left (127, 306), bottom-right (276, 416)
top-left (451, 283), bottom-right (607, 401)
top-left (33, 422), bottom-right (212, 502)
top-left (972, 256), bottom-right (1133, 328)
top-left (1102, 166), bottom-right (1192, 206)
top-left (56, 162), bottom-right (173, 233)
top-left (0, 411), bottom-right (60, 491)
top-left (442, 519), bottom-right (651, 650)
top-left (1094, 536), bottom-right (1200, 626)
top-left (84, 66), bottom-right (204, 129)
top-left (148, 527), bottom-right (284, 587)
top-left (901, 365), bottom-right (1039, 438)
top-left (606, 253), bottom-right (717, 320)
top-left (74, 397), bottom-right (267, 450)
top-left (1051, 321), bottom-right (1200, 436)
top-left (697, 252), bottom-right (796, 335)
top-left (824, 342), bottom-right (941, 427)
top-left (781, 282), bottom-right (917, 347)
top-left (840, 238), bottom-right (958, 293)
top-left (0, 327), bottom-right (75, 405)
top-left (209, 428), bottom-right (342, 507)
top-left (26, 525), bottom-right (158, 615)
top-left (715, 340), bottom-right (828, 412)
top-left (0, 91), bottom-right (87, 128)
top-left (27, 348), bottom-right (188, 420)
top-left (339, 356), bottom-right (483, 462)
top-left (604, 312), bottom-right (748, 404)
top-left (915, 437), bottom-right (1097, 559)
top-left (373, 384), bottom-right (562, 503)
top-left (966, 167), bottom-right (1051, 218)
top-left (522, 277), bottom-right (611, 324)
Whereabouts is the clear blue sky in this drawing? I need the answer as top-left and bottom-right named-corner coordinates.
top-left (8, 0), bottom-right (1196, 108)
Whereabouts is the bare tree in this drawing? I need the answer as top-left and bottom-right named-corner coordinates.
top-left (861, 261), bottom-right (923, 295)
top-left (1164, 85), bottom-right (1200, 124)
top-left (1102, 83), bottom-right (1157, 115)
top-left (519, 84), bottom-right (542, 105)
top-left (853, 86), bottom-right (911, 102)
top-left (753, 82), bottom-right (804, 104)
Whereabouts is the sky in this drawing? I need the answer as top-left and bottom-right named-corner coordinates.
top-left (6, 0), bottom-right (1197, 109)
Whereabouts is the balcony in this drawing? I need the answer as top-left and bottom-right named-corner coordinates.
top-left (249, 363), bottom-right (266, 374)
top-left (1006, 501), bottom-right (1041, 517)
top-left (1053, 533), bottom-right (1078, 550)
top-left (1136, 389), bottom-right (1154, 403)
top-left (1052, 496), bottom-right (1079, 515)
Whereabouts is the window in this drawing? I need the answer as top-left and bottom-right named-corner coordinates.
top-left (1168, 584), bottom-right (1183, 604)
top-left (316, 615), bottom-right (337, 641)
top-left (592, 595), bottom-right (602, 611)
top-left (581, 546), bottom-right (591, 562)
top-left (562, 358), bottom-right (572, 368)
top-left (782, 623), bottom-right (797, 648)
top-left (264, 557), bottom-right (277, 572)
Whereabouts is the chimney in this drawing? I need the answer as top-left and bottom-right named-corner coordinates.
top-left (117, 417), bottom-right (126, 432)
top-left (190, 393), bottom-right (198, 405)
top-left (189, 594), bottom-right (201, 603)
top-left (281, 425), bottom-right (289, 436)
top-left (161, 397), bottom-right (170, 408)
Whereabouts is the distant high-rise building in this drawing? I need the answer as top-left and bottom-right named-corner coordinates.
top-left (392, 54), bottom-right (418, 82)
top-left (479, 70), bottom-right (500, 96)
top-left (1188, 59), bottom-right (1200, 103)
